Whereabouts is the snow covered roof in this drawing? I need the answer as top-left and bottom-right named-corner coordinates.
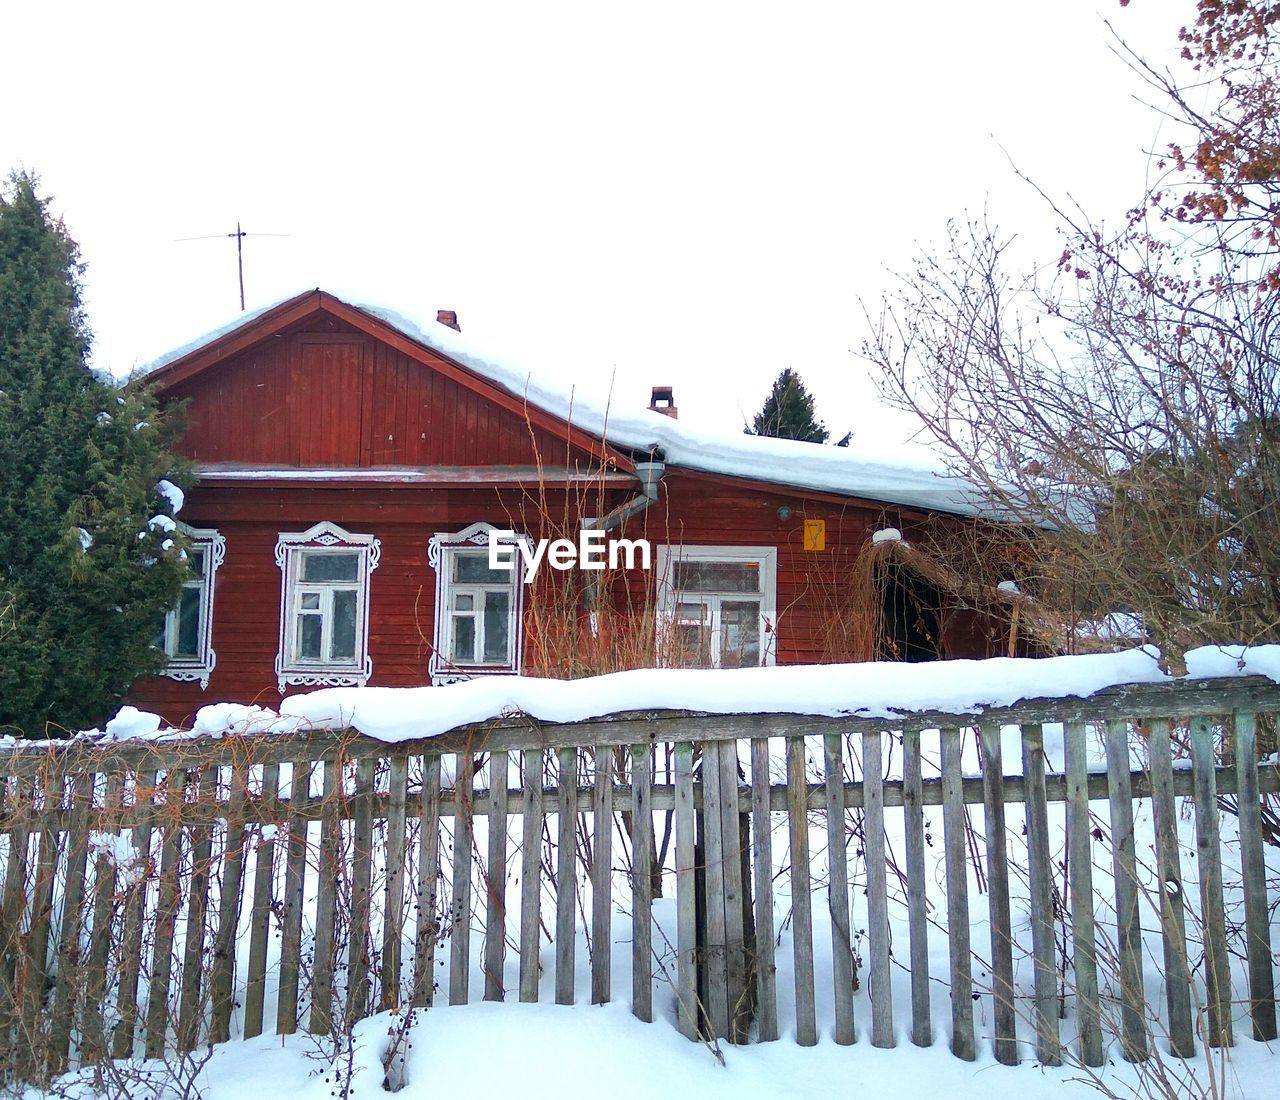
top-left (138, 289), bottom-right (990, 517)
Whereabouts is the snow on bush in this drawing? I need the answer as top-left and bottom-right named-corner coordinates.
top-left (155, 478), bottom-right (184, 514)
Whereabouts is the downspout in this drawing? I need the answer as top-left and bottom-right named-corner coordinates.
top-left (585, 456), bottom-right (665, 533)
top-left (582, 454), bottom-right (665, 611)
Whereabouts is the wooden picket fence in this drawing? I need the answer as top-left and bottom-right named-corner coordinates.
top-left (0, 675), bottom-right (1276, 1084)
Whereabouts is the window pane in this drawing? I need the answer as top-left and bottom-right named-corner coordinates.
top-left (175, 586), bottom-right (202, 658)
top-left (188, 546), bottom-right (206, 579)
top-left (297, 613), bottom-right (322, 660)
top-left (331, 589), bottom-right (357, 661)
top-left (454, 592), bottom-right (475, 611)
top-left (301, 591), bottom-right (321, 610)
top-left (483, 589), bottom-right (511, 662)
top-left (719, 600), bottom-right (761, 668)
top-left (302, 552), bottom-right (359, 582)
top-left (451, 615), bottom-right (476, 663)
top-left (673, 601), bottom-right (712, 667)
top-left (672, 559), bottom-right (760, 594)
top-left (454, 552), bottom-right (511, 585)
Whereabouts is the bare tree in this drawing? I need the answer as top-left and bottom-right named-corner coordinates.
top-left (863, 4), bottom-right (1280, 667)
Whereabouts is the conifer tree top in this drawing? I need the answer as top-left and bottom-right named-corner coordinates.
top-left (747, 367), bottom-right (829, 443)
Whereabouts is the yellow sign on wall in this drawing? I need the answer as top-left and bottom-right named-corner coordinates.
top-left (803, 518), bottom-right (826, 551)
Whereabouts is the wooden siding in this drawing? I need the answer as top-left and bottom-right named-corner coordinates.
top-left (166, 312), bottom-right (596, 470)
top-left (131, 472), bottom-right (1007, 725)
top-left (611, 469), bottom-right (1007, 666)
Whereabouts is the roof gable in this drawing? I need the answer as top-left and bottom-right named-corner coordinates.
top-left (146, 290), bottom-right (625, 472)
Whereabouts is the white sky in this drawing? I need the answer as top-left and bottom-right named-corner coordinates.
top-left (0, 1), bottom-right (1189, 452)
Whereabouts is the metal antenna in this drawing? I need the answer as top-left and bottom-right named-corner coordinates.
top-left (174, 223), bottom-right (291, 310)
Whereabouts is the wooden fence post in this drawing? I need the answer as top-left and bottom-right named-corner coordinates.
top-left (382, 752), bottom-right (409, 1011)
top-left (245, 762), bottom-right (280, 1038)
top-left (519, 747), bottom-right (544, 1004)
top-left (749, 736), bottom-right (778, 1042)
top-left (591, 745), bottom-right (614, 1006)
top-left (673, 741), bottom-right (698, 1039)
top-left (277, 757), bottom-right (309, 1034)
top-left (1021, 723), bottom-right (1060, 1066)
top-left (940, 727), bottom-right (975, 1062)
top-left (1235, 710), bottom-right (1277, 1041)
top-left (1104, 719), bottom-right (1148, 1061)
top-left (786, 736), bottom-right (817, 1047)
top-left (1147, 719), bottom-right (1194, 1057)
top-left (862, 730), bottom-right (890, 1048)
top-left (483, 750), bottom-right (510, 1003)
top-left (902, 727), bottom-right (931, 1049)
top-left (1065, 720), bottom-right (1103, 1067)
top-left (979, 723), bottom-right (1017, 1066)
top-left (210, 762), bottom-right (249, 1045)
top-left (631, 740), bottom-right (654, 1023)
top-left (449, 750), bottom-right (476, 1007)
top-left (145, 768), bottom-right (187, 1060)
top-left (310, 754), bottom-right (341, 1035)
top-left (413, 753), bottom-right (443, 1008)
top-left (1190, 716), bottom-right (1232, 1048)
top-left (554, 747), bottom-right (577, 1006)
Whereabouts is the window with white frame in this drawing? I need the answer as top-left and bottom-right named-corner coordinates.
top-left (427, 522), bottom-right (527, 684)
top-left (275, 521), bottom-right (379, 691)
top-left (156, 524), bottom-right (225, 689)
top-left (656, 546), bottom-right (778, 668)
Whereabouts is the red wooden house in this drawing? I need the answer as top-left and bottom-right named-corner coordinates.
top-left (129, 289), bottom-right (1007, 726)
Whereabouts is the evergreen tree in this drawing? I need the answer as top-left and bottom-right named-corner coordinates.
top-left (0, 172), bottom-right (188, 736)
top-left (746, 368), bottom-right (829, 443)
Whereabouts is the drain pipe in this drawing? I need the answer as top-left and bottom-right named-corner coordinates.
top-left (585, 456), bottom-right (665, 533)
top-left (582, 454), bottom-right (664, 610)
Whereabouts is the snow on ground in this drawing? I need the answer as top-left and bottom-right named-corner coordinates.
top-left (135, 290), bottom-right (993, 517)
top-left (26, 676), bottom-right (1280, 1100)
top-left (34, 843), bottom-right (1279, 1100)
top-left (36, 999), bottom-right (1280, 1100)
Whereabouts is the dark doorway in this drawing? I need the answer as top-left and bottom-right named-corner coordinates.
top-left (877, 562), bottom-right (943, 662)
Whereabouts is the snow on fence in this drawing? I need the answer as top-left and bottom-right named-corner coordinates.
top-left (0, 675), bottom-right (1276, 1086)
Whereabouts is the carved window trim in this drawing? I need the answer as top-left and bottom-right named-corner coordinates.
top-left (427, 522), bottom-right (528, 685)
top-left (158, 523), bottom-right (226, 691)
top-left (275, 521), bottom-right (380, 692)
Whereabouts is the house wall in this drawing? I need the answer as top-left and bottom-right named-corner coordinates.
top-left (129, 473), bottom-right (1009, 727)
top-left (611, 469), bottom-right (1008, 665)
top-left (130, 483), bottom-right (629, 726)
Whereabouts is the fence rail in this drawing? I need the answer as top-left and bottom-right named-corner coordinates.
top-left (0, 675), bottom-right (1275, 1084)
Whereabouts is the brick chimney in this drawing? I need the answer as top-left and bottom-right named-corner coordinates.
top-left (436, 309), bottom-right (460, 332)
top-left (649, 385), bottom-right (678, 419)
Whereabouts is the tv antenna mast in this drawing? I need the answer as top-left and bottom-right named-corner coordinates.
top-left (174, 222), bottom-right (290, 310)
